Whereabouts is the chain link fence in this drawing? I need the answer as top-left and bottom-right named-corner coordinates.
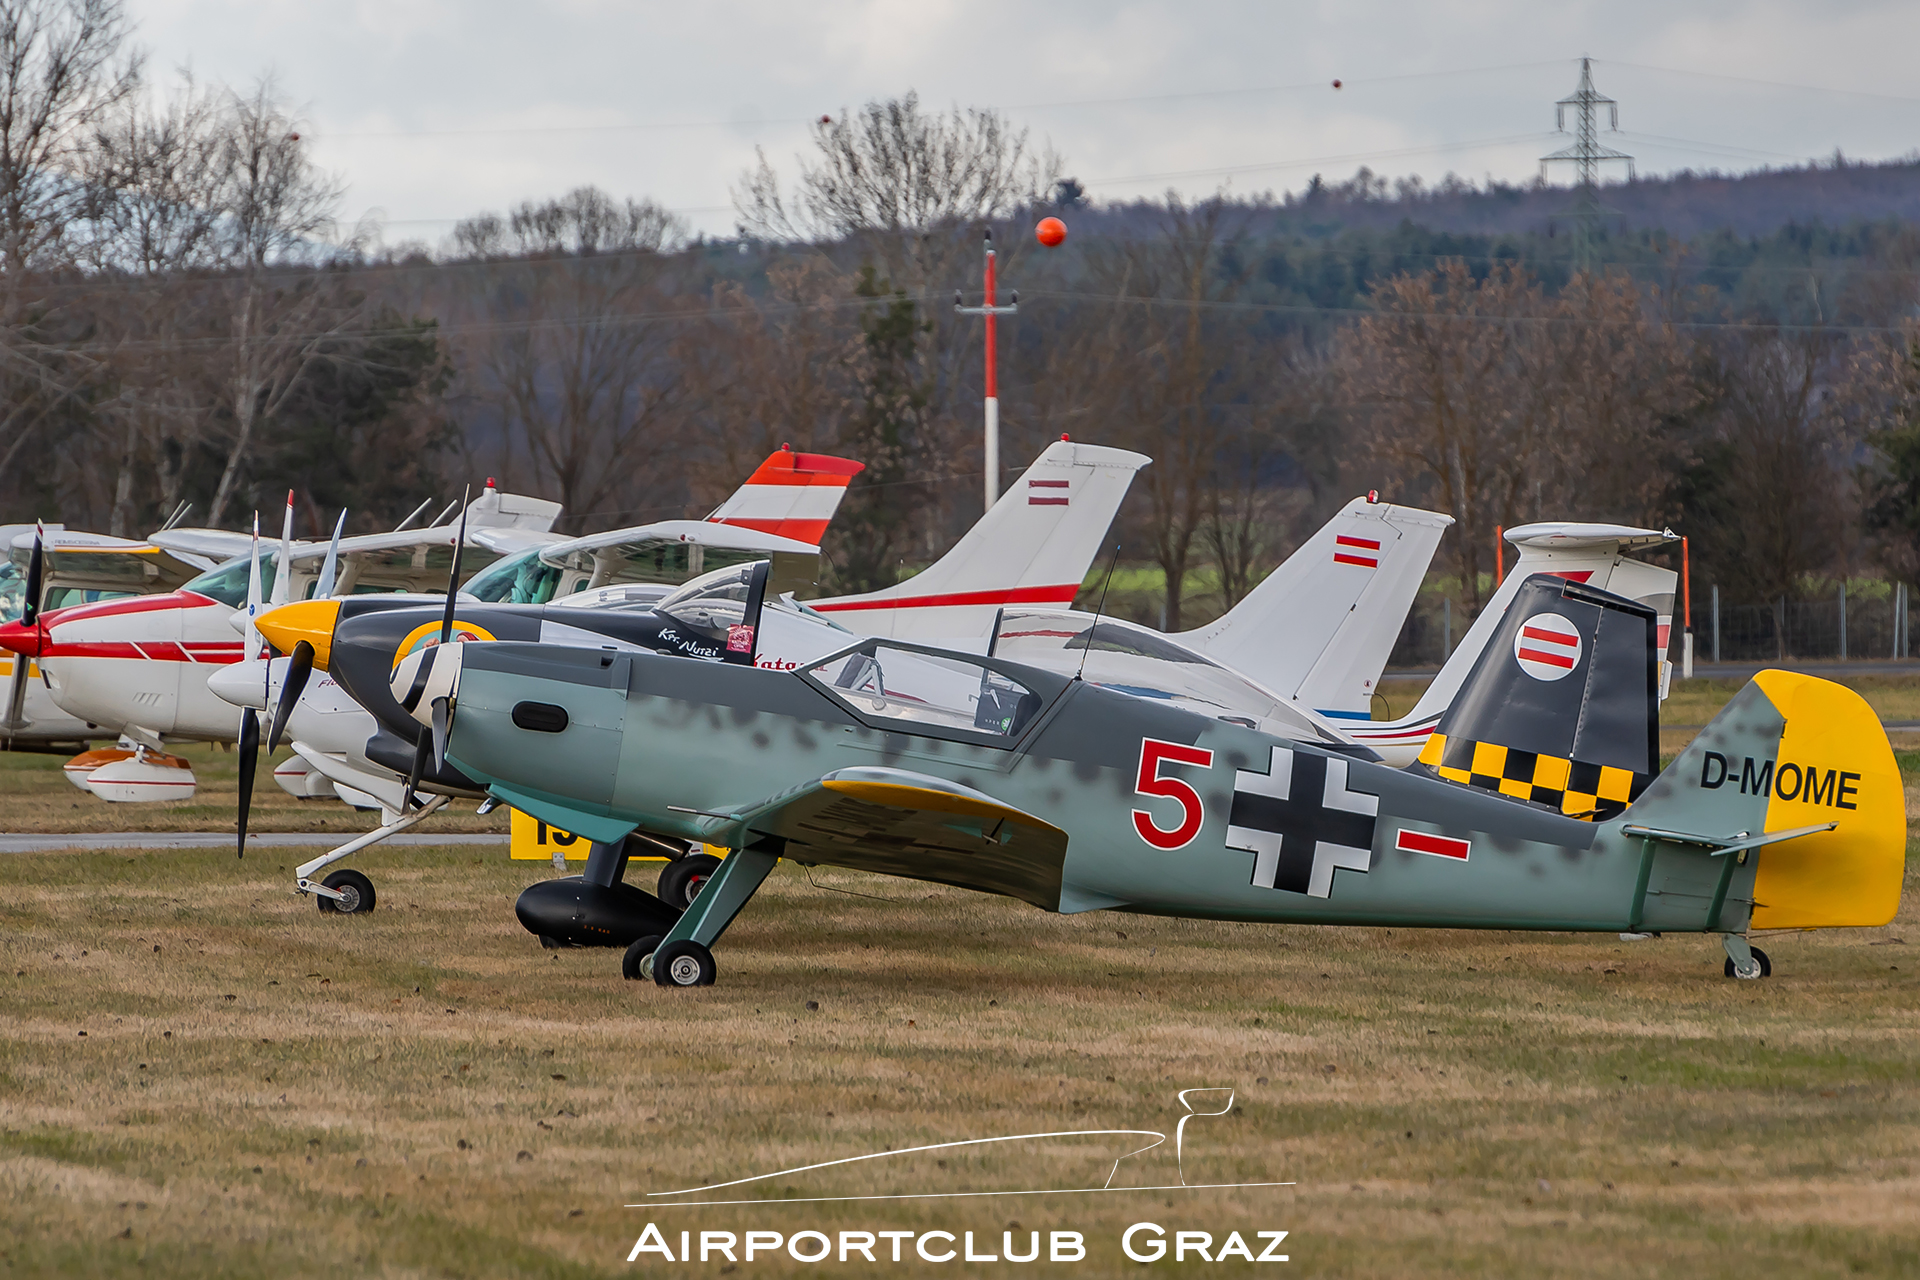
top-left (1385, 583), bottom-right (1916, 670)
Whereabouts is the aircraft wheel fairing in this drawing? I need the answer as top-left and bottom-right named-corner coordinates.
top-left (622, 935), bottom-right (663, 981)
top-left (1724, 946), bottom-right (1771, 980)
top-left (317, 869), bottom-right (376, 915)
top-left (657, 854), bottom-right (722, 911)
top-left (652, 939), bottom-right (715, 987)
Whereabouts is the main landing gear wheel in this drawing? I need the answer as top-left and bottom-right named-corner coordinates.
top-left (1724, 946), bottom-right (1771, 980)
top-left (622, 935), bottom-right (664, 981)
top-left (317, 869), bottom-right (376, 915)
top-left (656, 855), bottom-right (722, 911)
top-left (651, 939), bottom-right (715, 988)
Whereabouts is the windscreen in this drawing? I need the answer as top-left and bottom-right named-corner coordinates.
top-left (463, 548), bottom-right (565, 604)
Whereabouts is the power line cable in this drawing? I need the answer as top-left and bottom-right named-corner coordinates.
top-left (1601, 59), bottom-right (1920, 107)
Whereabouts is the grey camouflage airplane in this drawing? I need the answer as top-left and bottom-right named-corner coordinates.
top-left (261, 576), bottom-right (1905, 988)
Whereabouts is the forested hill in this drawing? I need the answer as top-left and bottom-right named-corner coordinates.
top-left (1074, 154), bottom-right (1920, 243)
top-left (1044, 156), bottom-right (1920, 324)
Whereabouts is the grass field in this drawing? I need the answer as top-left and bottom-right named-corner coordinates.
top-left (0, 743), bottom-right (505, 835)
top-left (1, 679), bottom-right (1917, 1276)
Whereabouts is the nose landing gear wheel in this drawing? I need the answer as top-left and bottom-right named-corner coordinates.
top-left (656, 854), bottom-right (723, 911)
top-left (622, 935), bottom-right (663, 981)
top-left (1724, 946), bottom-right (1771, 979)
top-left (651, 939), bottom-right (715, 987)
top-left (316, 869), bottom-right (376, 915)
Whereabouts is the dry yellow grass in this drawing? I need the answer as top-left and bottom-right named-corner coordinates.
top-left (1, 840), bottom-right (1916, 1278)
top-left (0, 744), bottom-right (504, 836)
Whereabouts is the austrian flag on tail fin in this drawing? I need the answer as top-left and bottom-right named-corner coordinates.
top-left (1332, 535), bottom-right (1380, 568)
top-left (706, 448), bottom-right (864, 545)
top-left (1028, 479), bottom-right (1069, 506)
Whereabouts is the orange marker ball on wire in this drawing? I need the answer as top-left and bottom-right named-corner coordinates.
top-left (1035, 216), bottom-right (1067, 247)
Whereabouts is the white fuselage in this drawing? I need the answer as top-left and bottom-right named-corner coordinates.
top-left (33, 590), bottom-right (249, 742)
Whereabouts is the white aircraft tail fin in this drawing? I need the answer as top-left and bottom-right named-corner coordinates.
top-left (707, 448), bottom-right (865, 545)
top-left (1346, 521), bottom-right (1678, 765)
top-left (1176, 496), bottom-right (1452, 722)
top-left (810, 439), bottom-right (1150, 640)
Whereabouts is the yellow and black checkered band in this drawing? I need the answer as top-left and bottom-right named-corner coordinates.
top-left (1416, 732), bottom-right (1649, 821)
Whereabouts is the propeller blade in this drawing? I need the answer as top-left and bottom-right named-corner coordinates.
top-left (243, 515), bottom-right (263, 662)
top-left (10, 523), bottom-right (45, 742)
top-left (403, 732), bottom-right (430, 812)
top-left (437, 485), bottom-right (470, 645)
top-left (21, 523), bottom-right (44, 627)
top-left (236, 707), bottom-right (259, 859)
top-left (267, 640), bottom-right (314, 751)
top-left (314, 510), bottom-right (345, 598)
top-left (430, 696), bottom-right (450, 772)
top-left (3, 660), bottom-right (28, 743)
top-left (269, 490), bottom-right (294, 608)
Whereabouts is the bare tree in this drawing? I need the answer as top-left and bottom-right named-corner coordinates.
top-left (1526, 271), bottom-right (1698, 526)
top-left (1335, 261), bottom-right (1549, 613)
top-left (1041, 196), bottom-right (1258, 629)
top-left (1696, 328), bottom-right (1853, 601)
top-left (677, 256), bottom-right (864, 503)
top-left (203, 79), bottom-right (352, 525)
top-left (0, 0), bottom-right (140, 490)
top-left (78, 75), bottom-right (230, 532)
top-left (449, 190), bottom-right (692, 530)
top-left (0, 0), bottom-right (139, 271)
top-left (736, 93), bottom-right (1058, 292)
top-left (453, 186), bottom-right (683, 259)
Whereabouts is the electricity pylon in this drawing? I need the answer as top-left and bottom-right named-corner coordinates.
top-left (1539, 58), bottom-right (1635, 272)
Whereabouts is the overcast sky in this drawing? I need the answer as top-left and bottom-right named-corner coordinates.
top-left (128, 0), bottom-right (1920, 246)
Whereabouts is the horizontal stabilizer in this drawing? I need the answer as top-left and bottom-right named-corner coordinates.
top-left (1623, 670), bottom-right (1905, 929)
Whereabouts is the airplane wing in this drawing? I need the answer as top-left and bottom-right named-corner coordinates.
top-left (691, 766), bottom-right (1069, 910)
top-left (538, 521), bottom-right (821, 593)
top-left (148, 528), bottom-right (263, 563)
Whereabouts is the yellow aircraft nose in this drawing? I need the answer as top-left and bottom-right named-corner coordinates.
top-left (257, 598), bottom-right (341, 670)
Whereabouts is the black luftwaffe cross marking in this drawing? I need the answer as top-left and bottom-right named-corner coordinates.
top-left (1226, 746), bottom-right (1380, 898)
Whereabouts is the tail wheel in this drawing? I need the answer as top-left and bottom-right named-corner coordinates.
top-left (656, 854), bottom-right (723, 911)
top-left (1724, 946), bottom-right (1771, 979)
top-left (317, 869), bottom-right (376, 915)
top-left (652, 939), bottom-right (716, 988)
top-left (622, 935), bottom-right (664, 981)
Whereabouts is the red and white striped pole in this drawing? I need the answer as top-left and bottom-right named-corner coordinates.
top-left (955, 229), bottom-right (1018, 513)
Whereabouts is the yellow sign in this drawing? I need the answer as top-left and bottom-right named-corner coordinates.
top-left (509, 807), bottom-right (590, 861)
top-left (508, 810), bottom-right (724, 864)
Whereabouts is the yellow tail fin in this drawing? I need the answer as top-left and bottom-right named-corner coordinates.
top-left (1748, 670), bottom-right (1905, 929)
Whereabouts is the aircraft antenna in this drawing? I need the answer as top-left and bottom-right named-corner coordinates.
top-left (392, 496), bottom-right (435, 533)
top-left (1539, 57), bottom-right (1634, 270)
top-left (1077, 543), bottom-right (1122, 682)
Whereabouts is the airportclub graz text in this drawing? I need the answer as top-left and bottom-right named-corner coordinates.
top-left (1698, 752), bottom-right (1860, 809)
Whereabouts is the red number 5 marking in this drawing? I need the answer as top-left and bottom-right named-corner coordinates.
top-left (1131, 738), bottom-right (1215, 850)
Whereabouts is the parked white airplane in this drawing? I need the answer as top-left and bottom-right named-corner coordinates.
top-left (0, 483), bottom-right (564, 798)
top-left (1, 527), bottom-right (204, 753)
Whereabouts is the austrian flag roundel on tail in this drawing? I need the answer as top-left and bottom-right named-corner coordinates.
top-left (1514, 612), bottom-right (1582, 681)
